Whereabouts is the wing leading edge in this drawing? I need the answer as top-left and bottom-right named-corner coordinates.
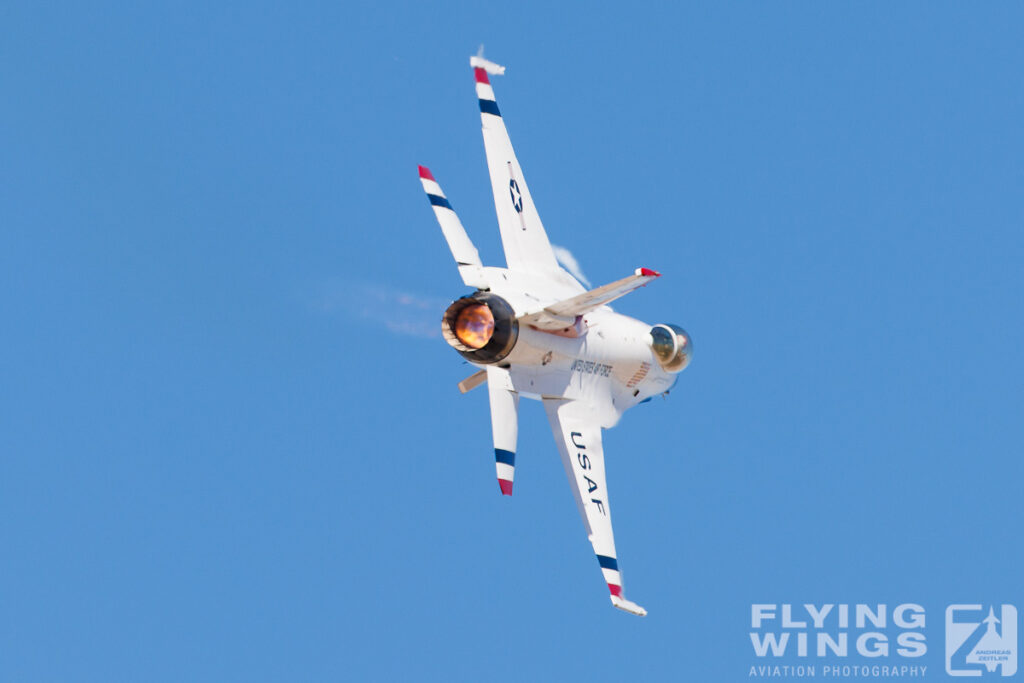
top-left (543, 398), bottom-right (647, 616)
top-left (471, 56), bottom-right (562, 277)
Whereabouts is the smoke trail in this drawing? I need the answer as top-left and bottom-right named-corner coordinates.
top-left (552, 245), bottom-right (592, 288)
top-left (315, 280), bottom-right (447, 339)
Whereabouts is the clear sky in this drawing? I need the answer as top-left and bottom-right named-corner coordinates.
top-left (2, 2), bottom-right (1022, 681)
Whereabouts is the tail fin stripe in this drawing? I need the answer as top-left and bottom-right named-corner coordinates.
top-left (478, 99), bottom-right (501, 117)
top-left (427, 194), bottom-right (452, 210)
top-left (495, 448), bottom-right (516, 466)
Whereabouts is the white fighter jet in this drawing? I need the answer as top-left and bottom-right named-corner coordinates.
top-left (418, 55), bottom-right (692, 616)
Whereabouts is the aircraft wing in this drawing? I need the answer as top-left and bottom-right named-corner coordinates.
top-left (471, 56), bottom-right (563, 277)
top-left (520, 267), bottom-right (661, 330)
top-left (543, 398), bottom-right (647, 616)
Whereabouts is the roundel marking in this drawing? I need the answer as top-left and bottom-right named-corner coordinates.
top-left (509, 179), bottom-right (523, 214)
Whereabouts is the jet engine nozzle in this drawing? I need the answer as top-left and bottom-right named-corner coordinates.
top-left (649, 324), bottom-right (692, 372)
top-left (442, 293), bottom-right (519, 364)
top-left (453, 303), bottom-right (494, 349)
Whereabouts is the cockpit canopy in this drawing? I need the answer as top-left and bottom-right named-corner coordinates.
top-left (649, 324), bottom-right (692, 372)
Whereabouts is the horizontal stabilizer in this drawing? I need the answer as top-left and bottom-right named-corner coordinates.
top-left (418, 165), bottom-right (488, 288)
top-left (519, 268), bottom-right (661, 330)
top-left (488, 367), bottom-right (519, 496)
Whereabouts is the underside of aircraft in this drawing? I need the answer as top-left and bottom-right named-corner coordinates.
top-left (419, 54), bottom-right (692, 616)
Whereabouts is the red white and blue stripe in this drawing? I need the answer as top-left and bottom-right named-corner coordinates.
top-left (418, 165), bottom-right (450, 207)
top-left (597, 554), bottom-right (624, 597)
top-left (416, 165), bottom-right (482, 271)
top-left (474, 68), bottom-right (501, 119)
top-left (495, 448), bottom-right (515, 496)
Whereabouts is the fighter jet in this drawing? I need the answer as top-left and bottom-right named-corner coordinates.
top-left (418, 55), bottom-right (692, 616)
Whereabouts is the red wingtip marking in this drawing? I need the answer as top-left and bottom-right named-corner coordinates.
top-left (640, 267), bottom-right (661, 278)
top-left (498, 479), bottom-right (513, 496)
top-left (417, 165), bottom-right (435, 181)
top-left (474, 67), bottom-right (490, 85)
top-left (608, 583), bottom-right (623, 597)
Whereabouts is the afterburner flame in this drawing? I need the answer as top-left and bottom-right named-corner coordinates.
top-left (454, 304), bottom-right (494, 349)
top-left (441, 293), bottom-right (518, 363)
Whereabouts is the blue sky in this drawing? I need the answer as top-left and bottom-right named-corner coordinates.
top-left (2, 2), bottom-right (1022, 681)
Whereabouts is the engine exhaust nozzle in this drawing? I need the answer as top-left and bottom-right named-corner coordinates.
top-left (442, 293), bottom-right (519, 364)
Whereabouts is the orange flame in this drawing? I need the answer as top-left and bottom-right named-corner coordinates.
top-left (454, 304), bottom-right (494, 349)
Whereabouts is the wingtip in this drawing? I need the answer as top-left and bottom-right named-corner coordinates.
top-left (470, 55), bottom-right (506, 76)
top-left (638, 267), bottom-right (661, 278)
top-left (498, 479), bottom-right (513, 496)
top-left (611, 594), bottom-right (648, 617)
top-left (417, 165), bottom-right (435, 181)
